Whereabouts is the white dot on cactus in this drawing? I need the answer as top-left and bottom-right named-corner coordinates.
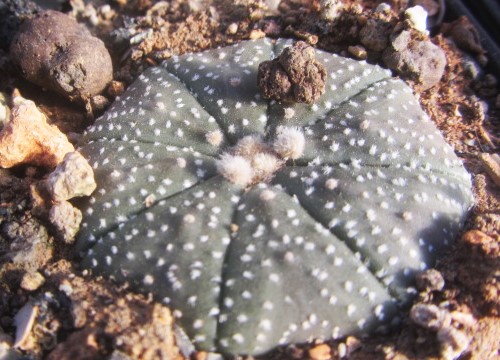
top-left (263, 301), bottom-right (274, 310)
top-left (259, 189), bottom-right (276, 201)
top-left (360, 119), bottom-right (370, 130)
top-left (193, 319), bottom-right (203, 329)
top-left (257, 319), bottom-right (272, 332)
top-left (284, 251), bottom-right (295, 263)
top-left (269, 273), bottom-right (280, 283)
top-left (143, 274), bottom-right (154, 285)
top-left (402, 211), bottom-right (413, 221)
top-left (325, 178), bottom-right (339, 190)
top-left (176, 157), bottom-right (187, 168)
top-left (284, 107), bottom-right (295, 119)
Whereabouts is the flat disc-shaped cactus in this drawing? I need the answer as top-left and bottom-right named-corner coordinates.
top-left (76, 38), bottom-right (473, 355)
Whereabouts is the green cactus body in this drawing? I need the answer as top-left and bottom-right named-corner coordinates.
top-left (76, 38), bottom-right (473, 355)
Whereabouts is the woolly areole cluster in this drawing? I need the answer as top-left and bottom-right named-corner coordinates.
top-left (76, 39), bottom-right (473, 356)
top-left (216, 127), bottom-right (304, 187)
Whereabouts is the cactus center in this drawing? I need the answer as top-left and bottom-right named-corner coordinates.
top-left (215, 126), bottom-right (305, 188)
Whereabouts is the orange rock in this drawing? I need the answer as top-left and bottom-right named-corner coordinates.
top-left (461, 230), bottom-right (493, 246)
top-left (249, 29), bottom-right (266, 39)
top-left (308, 343), bottom-right (331, 360)
top-left (195, 352), bottom-right (208, 360)
top-left (0, 96), bottom-right (74, 168)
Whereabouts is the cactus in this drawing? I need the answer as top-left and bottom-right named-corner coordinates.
top-left (76, 38), bottom-right (473, 356)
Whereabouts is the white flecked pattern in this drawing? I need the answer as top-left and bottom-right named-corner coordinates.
top-left (76, 38), bottom-right (473, 355)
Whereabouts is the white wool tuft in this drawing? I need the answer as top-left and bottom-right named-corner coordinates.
top-left (284, 107), bottom-right (295, 119)
top-left (252, 152), bottom-right (283, 182)
top-left (273, 126), bottom-right (305, 160)
top-left (259, 189), bottom-right (277, 201)
top-left (234, 135), bottom-right (268, 157)
top-left (206, 130), bottom-right (224, 146)
top-left (216, 153), bottom-right (253, 187)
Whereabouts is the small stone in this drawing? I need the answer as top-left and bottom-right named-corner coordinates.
top-left (348, 45), bottom-right (367, 60)
top-left (0, 95), bottom-right (75, 168)
top-left (264, 0), bottom-right (280, 12)
top-left (337, 342), bottom-right (347, 358)
top-left (58, 279), bottom-right (74, 297)
top-left (262, 19), bottom-right (282, 37)
top-left (49, 200), bottom-right (83, 243)
top-left (0, 92), bottom-right (9, 128)
top-left (45, 151), bottom-right (96, 201)
top-left (10, 10), bottom-right (113, 102)
top-left (89, 95), bottom-right (110, 114)
top-left (319, 0), bottom-right (344, 21)
top-left (195, 351), bottom-right (208, 360)
top-left (404, 6), bottom-right (428, 33)
top-left (374, 3), bottom-right (391, 14)
top-left (226, 23), bottom-right (238, 35)
top-left (437, 326), bottom-right (471, 360)
top-left (345, 336), bottom-right (361, 355)
top-left (30, 181), bottom-right (51, 218)
top-left (107, 81), bottom-right (126, 97)
top-left (415, 269), bottom-right (445, 292)
top-left (383, 30), bottom-right (447, 89)
top-left (410, 303), bottom-right (446, 330)
top-left (359, 19), bottom-right (390, 52)
top-left (249, 29), bottom-right (265, 40)
top-left (13, 303), bottom-right (38, 349)
top-left (413, 0), bottom-right (439, 17)
top-left (461, 229), bottom-right (494, 247)
top-left (308, 343), bottom-right (331, 360)
top-left (20, 272), bottom-right (45, 292)
top-left (7, 216), bottom-right (53, 269)
top-left (195, 352), bottom-right (223, 360)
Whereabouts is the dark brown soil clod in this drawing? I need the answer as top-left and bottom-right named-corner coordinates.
top-left (257, 41), bottom-right (326, 104)
top-left (9, 10), bottom-right (113, 103)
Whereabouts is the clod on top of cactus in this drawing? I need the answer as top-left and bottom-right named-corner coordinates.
top-left (75, 38), bottom-right (473, 356)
